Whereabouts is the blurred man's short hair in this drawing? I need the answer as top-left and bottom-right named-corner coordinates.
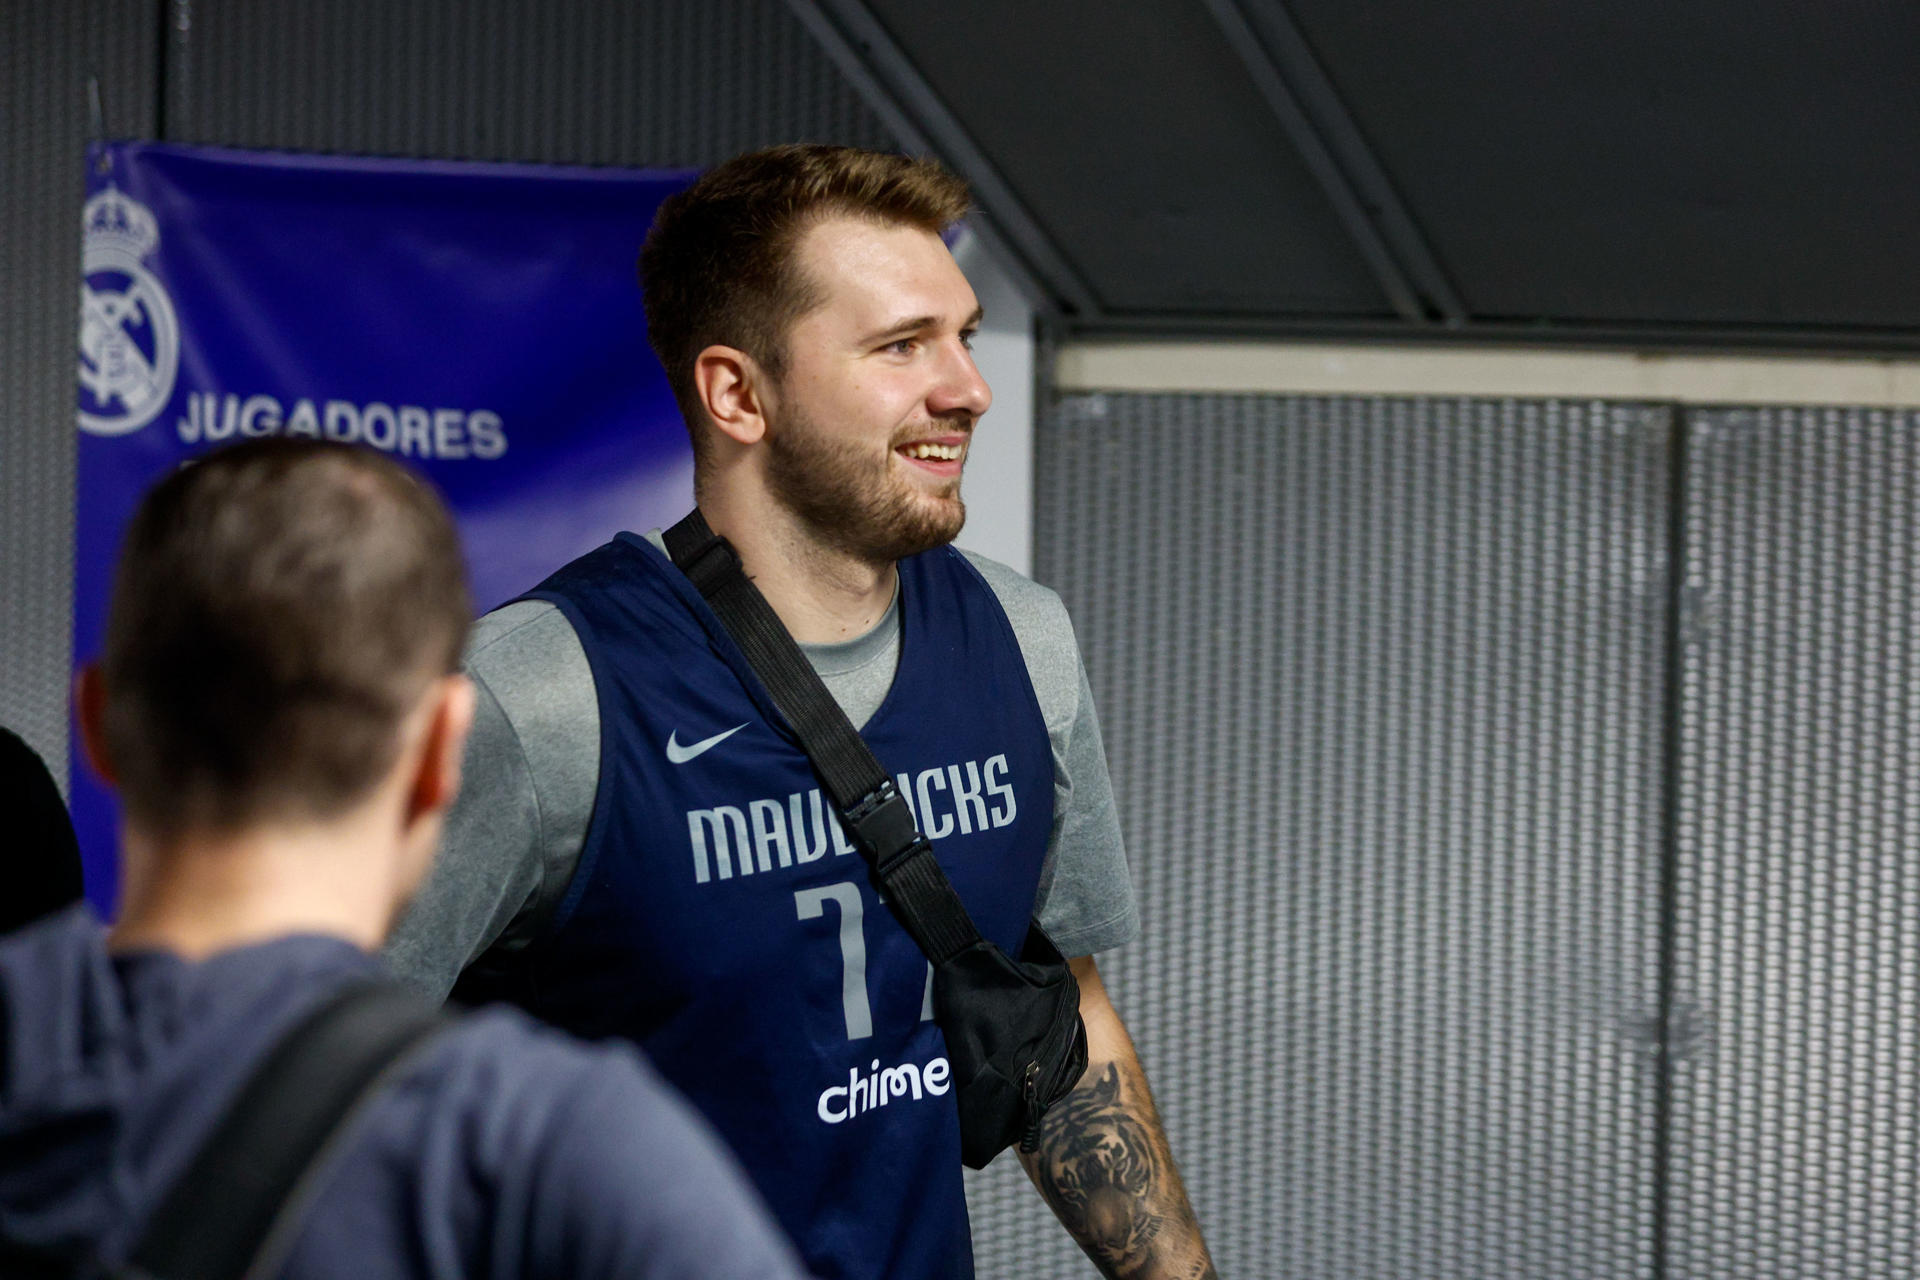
top-left (100, 439), bottom-right (471, 833)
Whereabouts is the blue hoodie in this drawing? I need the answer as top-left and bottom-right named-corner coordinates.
top-left (0, 905), bottom-right (809, 1279)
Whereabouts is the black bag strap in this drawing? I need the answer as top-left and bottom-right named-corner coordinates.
top-left (665, 510), bottom-right (984, 965)
top-left (125, 980), bottom-right (451, 1280)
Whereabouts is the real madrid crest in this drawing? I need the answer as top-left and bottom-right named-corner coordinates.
top-left (77, 187), bottom-right (180, 437)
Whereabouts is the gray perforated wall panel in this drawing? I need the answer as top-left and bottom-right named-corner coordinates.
top-left (1668, 406), bottom-right (1920, 1278)
top-left (2, 0), bottom-right (892, 789)
top-left (966, 393), bottom-right (1672, 1278)
top-left (1, 1), bottom-right (155, 783)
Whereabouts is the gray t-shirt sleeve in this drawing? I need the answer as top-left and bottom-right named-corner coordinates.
top-left (384, 601), bottom-right (600, 1000)
top-left (960, 550), bottom-right (1139, 956)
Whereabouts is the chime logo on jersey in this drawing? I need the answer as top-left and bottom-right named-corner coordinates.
top-left (78, 187), bottom-right (179, 437)
top-left (685, 753), bottom-right (1018, 885)
top-left (816, 1053), bottom-right (951, 1125)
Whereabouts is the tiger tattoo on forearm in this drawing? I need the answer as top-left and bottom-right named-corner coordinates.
top-left (1030, 1062), bottom-right (1178, 1278)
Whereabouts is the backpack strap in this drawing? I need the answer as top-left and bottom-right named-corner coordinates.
top-left (125, 979), bottom-right (451, 1280)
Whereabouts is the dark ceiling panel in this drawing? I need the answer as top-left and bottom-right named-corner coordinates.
top-left (174, 0), bottom-right (894, 165)
top-left (862, 0), bottom-right (1392, 318)
top-left (1286, 0), bottom-right (1920, 330)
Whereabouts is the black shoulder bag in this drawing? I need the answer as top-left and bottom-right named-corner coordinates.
top-left (666, 511), bottom-right (1088, 1169)
top-left (0, 980), bottom-right (450, 1280)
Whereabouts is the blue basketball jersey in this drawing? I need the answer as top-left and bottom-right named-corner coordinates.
top-left (462, 533), bottom-right (1056, 1280)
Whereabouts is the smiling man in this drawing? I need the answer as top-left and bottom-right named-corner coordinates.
top-left (386, 145), bottom-right (1214, 1280)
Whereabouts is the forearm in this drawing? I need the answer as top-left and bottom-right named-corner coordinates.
top-left (1020, 959), bottom-right (1216, 1280)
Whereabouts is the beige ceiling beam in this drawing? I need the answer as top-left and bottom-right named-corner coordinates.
top-left (1057, 340), bottom-right (1920, 408)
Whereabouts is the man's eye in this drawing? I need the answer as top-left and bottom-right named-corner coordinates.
top-left (886, 338), bottom-right (917, 355)
top-left (959, 331), bottom-right (977, 351)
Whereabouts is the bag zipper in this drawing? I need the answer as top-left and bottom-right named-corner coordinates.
top-left (1019, 1013), bottom-right (1089, 1154)
top-left (1018, 1061), bottom-right (1043, 1153)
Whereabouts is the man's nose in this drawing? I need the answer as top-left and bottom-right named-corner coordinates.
top-left (931, 341), bottom-right (992, 420)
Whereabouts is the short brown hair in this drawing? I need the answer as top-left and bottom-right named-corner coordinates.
top-left (100, 439), bottom-right (471, 833)
top-left (639, 144), bottom-right (971, 448)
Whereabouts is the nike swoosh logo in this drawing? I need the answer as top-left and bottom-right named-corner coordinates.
top-left (666, 723), bottom-right (749, 764)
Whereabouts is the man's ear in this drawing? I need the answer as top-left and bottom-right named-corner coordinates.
top-left (692, 344), bottom-right (770, 447)
top-left (73, 664), bottom-right (118, 788)
top-left (405, 674), bottom-right (476, 826)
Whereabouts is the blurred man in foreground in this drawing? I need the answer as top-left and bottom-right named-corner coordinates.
top-left (0, 439), bottom-right (808, 1280)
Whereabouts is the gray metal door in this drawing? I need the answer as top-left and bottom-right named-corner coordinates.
top-left (968, 392), bottom-right (1672, 1278)
top-left (1667, 406), bottom-right (1920, 1279)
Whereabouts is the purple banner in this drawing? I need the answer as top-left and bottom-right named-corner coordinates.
top-left (75, 141), bottom-right (697, 911)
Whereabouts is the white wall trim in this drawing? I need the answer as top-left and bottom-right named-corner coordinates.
top-left (1057, 340), bottom-right (1920, 408)
top-left (949, 229), bottom-right (1034, 577)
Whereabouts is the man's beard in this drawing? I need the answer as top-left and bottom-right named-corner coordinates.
top-left (764, 404), bottom-right (969, 565)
